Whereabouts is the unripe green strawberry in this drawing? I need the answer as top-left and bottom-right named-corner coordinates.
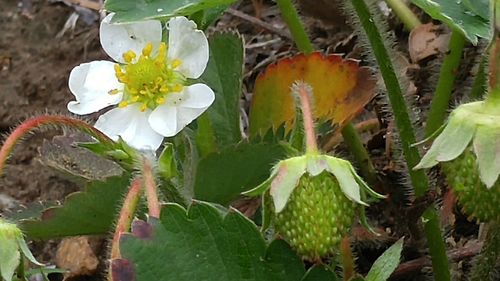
top-left (273, 172), bottom-right (356, 260)
top-left (442, 148), bottom-right (500, 222)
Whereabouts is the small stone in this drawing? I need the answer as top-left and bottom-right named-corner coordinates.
top-left (56, 236), bottom-right (102, 280)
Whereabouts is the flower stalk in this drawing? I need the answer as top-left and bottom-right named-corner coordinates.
top-left (340, 236), bottom-right (355, 280)
top-left (142, 157), bottom-right (161, 218)
top-left (384, 0), bottom-right (421, 30)
top-left (0, 115), bottom-right (113, 175)
top-left (110, 178), bottom-right (143, 260)
top-left (275, 0), bottom-right (314, 55)
top-left (294, 82), bottom-right (318, 154)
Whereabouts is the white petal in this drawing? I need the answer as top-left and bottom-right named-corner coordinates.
top-left (179, 84), bottom-right (215, 108)
top-left (67, 61), bottom-right (123, 115)
top-left (100, 13), bottom-right (162, 63)
top-left (167, 17), bottom-right (209, 79)
top-left (148, 104), bottom-right (178, 137)
top-left (94, 104), bottom-right (164, 151)
top-left (177, 107), bottom-right (208, 130)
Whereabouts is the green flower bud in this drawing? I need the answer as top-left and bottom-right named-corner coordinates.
top-left (0, 219), bottom-right (43, 281)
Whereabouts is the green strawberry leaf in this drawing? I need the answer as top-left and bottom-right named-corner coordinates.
top-left (19, 175), bottom-right (130, 239)
top-left (105, 0), bottom-right (236, 23)
top-left (190, 5), bottom-right (230, 30)
top-left (194, 142), bottom-right (292, 205)
top-left (411, 0), bottom-right (490, 44)
top-left (197, 31), bottom-right (244, 152)
top-left (115, 202), bottom-right (305, 281)
top-left (365, 238), bottom-right (404, 281)
top-left (3, 201), bottom-right (57, 222)
top-left (463, 0), bottom-right (490, 21)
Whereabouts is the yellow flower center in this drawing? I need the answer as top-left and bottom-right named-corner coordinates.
top-left (110, 42), bottom-right (185, 111)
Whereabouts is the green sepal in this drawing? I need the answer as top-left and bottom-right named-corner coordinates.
top-left (359, 206), bottom-right (380, 237)
top-left (0, 234), bottom-right (19, 281)
top-left (17, 238), bottom-right (43, 266)
top-left (324, 157), bottom-right (366, 206)
top-left (158, 143), bottom-right (178, 180)
top-left (473, 126), bottom-right (500, 188)
top-left (270, 157), bottom-right (307, 213)
top-left (348, 164), bottom-right (386, 200)
top-left (242, 167), bottom-right (278, 197)
top-left (0, 220), bottom-right (43, 281)
top-left (415, 105), bottom-right (477, 169)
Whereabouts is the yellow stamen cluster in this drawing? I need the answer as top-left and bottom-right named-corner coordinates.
top-left (110, 42), bottom-right (185, 111)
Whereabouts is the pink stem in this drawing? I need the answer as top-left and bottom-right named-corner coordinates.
top-left (110, 178), bottom-right (143, 260)
top-left (0, 115), bottom-right (113, 175)
top-left (142, 158), bottom-right (161, 218)
top-left (294, 81), bottom-right (318, 154)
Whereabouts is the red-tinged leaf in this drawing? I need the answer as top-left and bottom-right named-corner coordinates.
top-left (111, 259), bottom-right (135, 281)
top-left (249, 52), bottom-right (376, 137)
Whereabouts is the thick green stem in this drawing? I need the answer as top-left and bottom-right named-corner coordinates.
top-left (424, 30), bottom-right (466, 137)
top-left (384, 0), bottom-right (421, 30)
top-left (349, 1), bottom-right (450, 280)
top-left (341, 123), bottom-right (377, 186)
top-left (275, 0), bottom-right (314, 54)
top-left (422, 208), bottom-right (452, 281)
top-left (349, 0), bottom-right (428, 195)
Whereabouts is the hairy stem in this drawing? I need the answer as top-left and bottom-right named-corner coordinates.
top-left (424, 30), bottom-right (466, 137)
top-left (275, 0), bottom-right (314, 54)
top-left (349, 0), bottom-right (428, 195)
top-left (0, 115), bottom-right (113, 175)
top-left (470, 55), bottom-right (488, 100)
top-left (110, 178), bottom-right (142, 260)
top-left (348, 1), bottom-right (450, 280)
top-left (294, 82), bottom-right (319, 154)
top-left (340, 236), bottom-right (355, 280)
top-left (384, 0), bottom-right (421, 30)
top-left (341, 123), bottom-right (377, 185)
top-left (422, 208), bottom-right (451, 281)
top-left (142, 157), bottom-right (161, 218)
top-left (487, 37), bottom-right (500, 105)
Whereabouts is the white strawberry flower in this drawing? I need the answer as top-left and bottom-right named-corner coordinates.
top-left (67, 14), bottom-right (214, 151)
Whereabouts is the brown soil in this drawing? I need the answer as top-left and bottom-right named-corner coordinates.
top-left (0, 0), bottom-right (106, 204)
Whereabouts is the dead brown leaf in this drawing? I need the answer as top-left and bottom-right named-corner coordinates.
top-left (409, 23), bottom-right (450, 63)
